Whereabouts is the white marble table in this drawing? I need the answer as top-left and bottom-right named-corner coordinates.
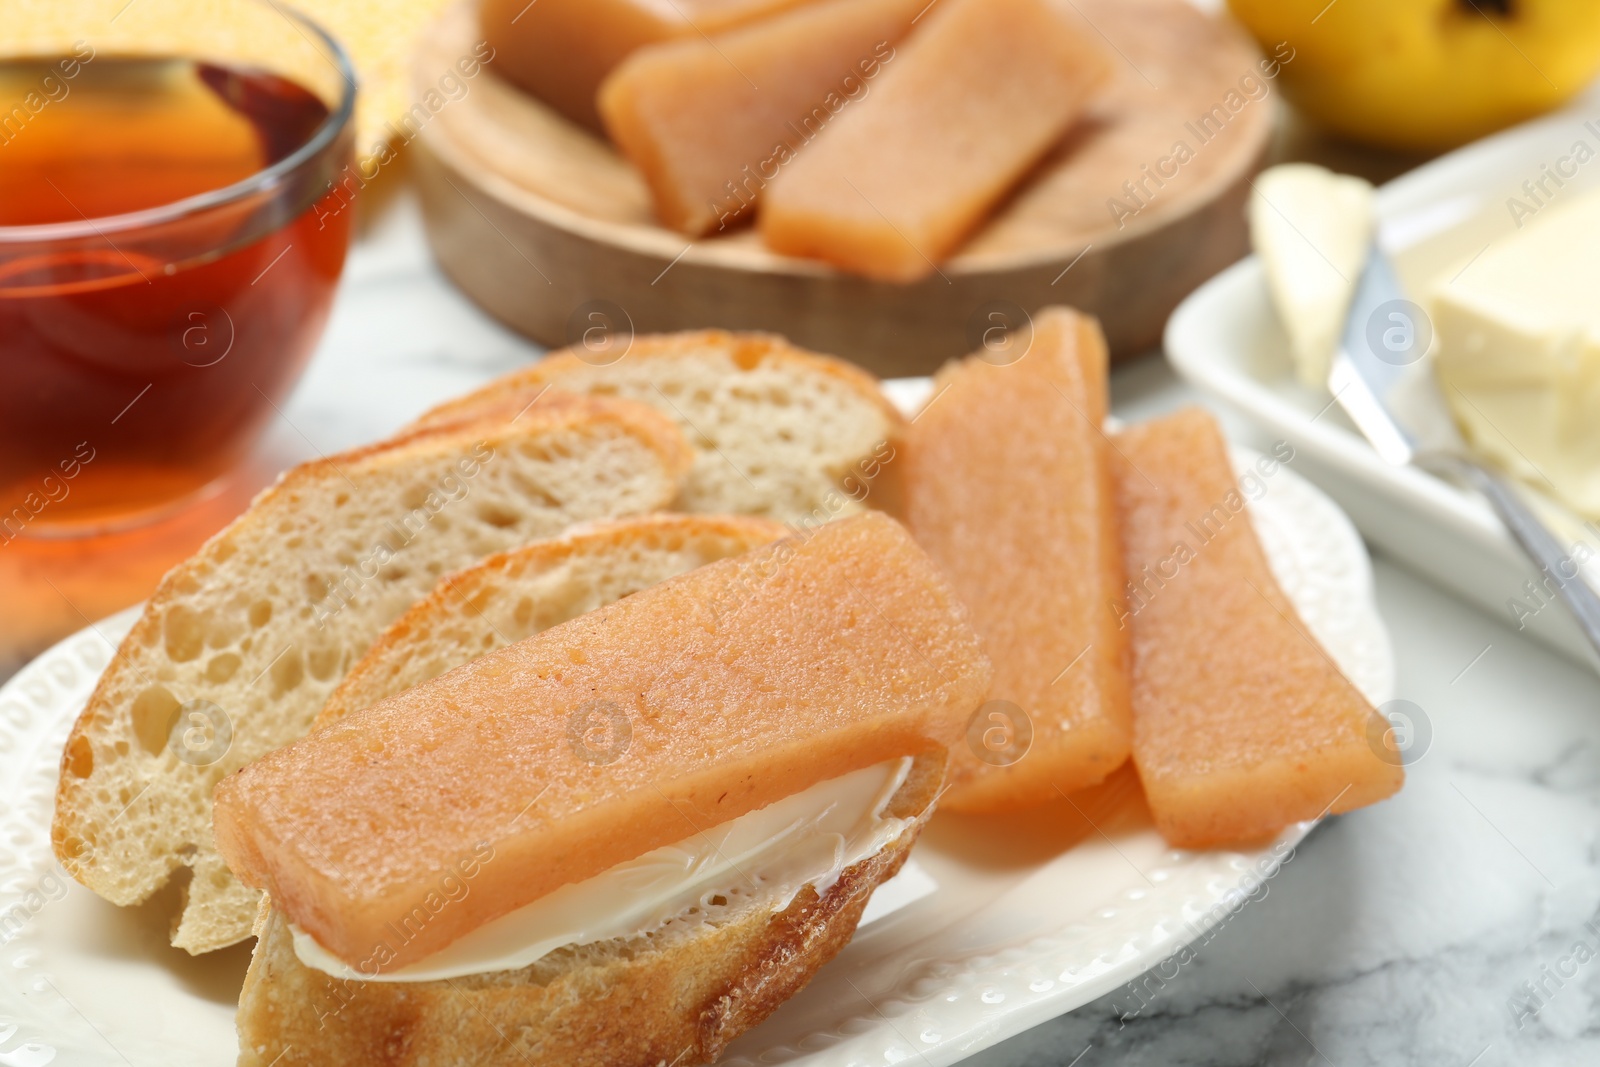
top-left (270, 191), bottom-right (1600, 1066)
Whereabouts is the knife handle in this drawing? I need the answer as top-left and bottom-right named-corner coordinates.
top-left (1437, 455), bottom-right (1600, 658)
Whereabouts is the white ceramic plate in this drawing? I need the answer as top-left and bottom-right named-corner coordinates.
top-left (0, 390), bottom-right (1392, 1067)
top-left (1166, 84), bottom-right (1600, 671)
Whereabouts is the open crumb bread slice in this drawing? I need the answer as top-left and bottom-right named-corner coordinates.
top-left (235, 751), bottom-right (945, 1067)
top-left (52, 393), bottom-right (693, 955)
top-left (316, 513), bottom-right (789, 728)
top-left (412, 330), bottom-right (905, 524)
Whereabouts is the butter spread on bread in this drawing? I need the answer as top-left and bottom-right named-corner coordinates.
top-left (235, 753), bottom-right (948, 1067)
top-left (291, 757), bottom-right (915, 981)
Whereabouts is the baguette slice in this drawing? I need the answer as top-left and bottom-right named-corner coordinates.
top-left (53, 392), bottom-right (693, 954)
top-left (213, 512), bottom-right (990, 969)
top-left (316, 513), bottom-right (789, 727)
top-left (235, 752), bottom-right (946, 1067)
top-left (413, 330), bottom-right (905, 524)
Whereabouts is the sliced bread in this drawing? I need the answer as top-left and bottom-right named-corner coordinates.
top-left (235, 751), bottom-right (946, 1067)
top-left (412, 330), bottom-right (905, 525)
top-left (52, 392), bottom-right (693, 954)
top-left (316, 513), bottom-right (789, 728)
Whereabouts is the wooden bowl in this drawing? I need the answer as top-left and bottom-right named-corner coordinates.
top-left (413, 0), bottom-right (1272, 376)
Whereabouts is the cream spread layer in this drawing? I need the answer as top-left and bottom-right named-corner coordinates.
top-left (291, 758), bottom-right (914, 982)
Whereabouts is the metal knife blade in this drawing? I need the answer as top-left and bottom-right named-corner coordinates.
top-left (1328, 244), bottom-right (1463, 466)
top-left (1327, 243), bottom-right (1600, 661)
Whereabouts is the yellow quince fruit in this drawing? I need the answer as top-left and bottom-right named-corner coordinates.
top-left (1228, 0), bottom-right (1600, 151)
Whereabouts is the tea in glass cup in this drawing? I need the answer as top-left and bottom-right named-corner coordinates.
top-left (0, 0), bottom-right (357, 538)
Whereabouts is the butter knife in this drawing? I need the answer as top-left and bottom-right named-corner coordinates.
top-left (1328, 245), bottom-right (1600, 658)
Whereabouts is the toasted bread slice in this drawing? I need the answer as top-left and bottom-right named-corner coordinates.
top-left (53, 393), bottom-right (693, 954)
top-left (904, 308), bottom-right (1132, 812)
top-left (235, 752), bottom-right (945, 1067)
top-left (413, 330), bottom-right (905, 524)
top-left (214, 512), bottom-right (990, 969)
top-left (316, 513), bottom-right (789, 728)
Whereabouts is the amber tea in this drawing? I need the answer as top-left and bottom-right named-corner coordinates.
top-left (0, 51), bottom-right (353, 535)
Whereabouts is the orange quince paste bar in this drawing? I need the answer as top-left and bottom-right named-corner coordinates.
top-left (480, 0), bottom-right (820, 131)
top-left (213, 513), bottom-right (990, 970)
top-left (1111, 408), bottom-right (1403, 848)
top-left (760, 0), bottom-right (1111, 281)
top-left (600, 0), bottom-right (925, 235)
top-left (903, 307), bottom-right (1132, 812)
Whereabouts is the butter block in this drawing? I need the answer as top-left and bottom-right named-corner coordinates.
top-left (1249, 163), bottom-right (1375, 388)
top-left (1433, 188), bottom-right (1600, 516)
top-left (480, 0), bottom-right (817, 131)
top-left (599, 0), bottom-right (924, 235)
top-left (760, 0), bottom-right (1110, 281)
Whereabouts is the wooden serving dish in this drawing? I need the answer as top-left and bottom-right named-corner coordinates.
top-left (413, 0), bottom-right (1272, 376)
